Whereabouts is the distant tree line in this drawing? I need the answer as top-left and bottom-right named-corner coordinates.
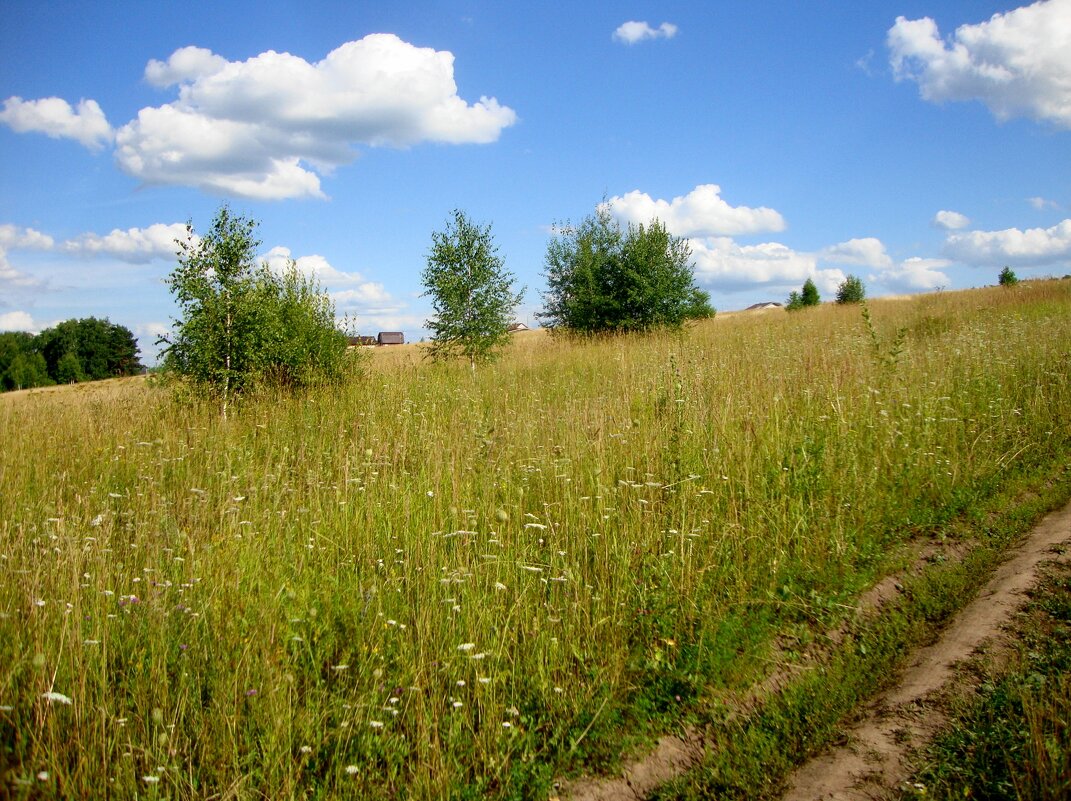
top-left (0, 317), bottom-right (143, 392)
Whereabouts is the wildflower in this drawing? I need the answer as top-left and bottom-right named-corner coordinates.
top-left (346, 765), bottom-right (360, 775)
top-left (37, 771), bottom-right (49, 781)
top-left (143, 775), bottom-right (160, 784)
top-left (369, 720), bottom-right (384, 729)
top-left (457, 643), bottom-right (476, 651)
top-left (41, 692), bottom-right (72, 705)
top-left (245, 689), bottom-right (257, 697)
top-left (299, 746), bottom-right (312, 754)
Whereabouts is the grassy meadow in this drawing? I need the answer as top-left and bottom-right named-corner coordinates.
top-left (2, 281), bottom-right (1070, 799)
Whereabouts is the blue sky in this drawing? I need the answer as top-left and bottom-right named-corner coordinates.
top-left (2, 0), bottom-right (1069, 360)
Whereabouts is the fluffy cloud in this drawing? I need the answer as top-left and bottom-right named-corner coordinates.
top-left (62, 223), bottom-right (189, 263)
top-left (689, 237), bottom-right (845, 294)
top-left (332, 284), bottom-right (392, 306)
top-left (934, 210), bottom-right (970, 230)
top-left (612, 21), bottom-right (679, 44)
top-left (820, 237), bottom-right (893, 268)
top-left (888, 1), bottom-right (1071, 128)
top-left (0, 310), bottom-right (37, 332)
top-left (605, 185), bottom-right (786, 237)
top-left (943, 219), bottom-right (1071, 266)
top-left (112, 35), bottom-right (517, 199)
top-left (872, 257), bottom-right (951, 291)
top-left (0, 96), bottom-right (113, 150)
top-left (0, 224), bottom-right (54, 250)
top-left (261, 245), bottom-right (374, 287)
top-left (144, 46), bottom-right (228, 88)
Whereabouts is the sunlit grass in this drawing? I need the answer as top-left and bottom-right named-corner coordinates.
top-left (2, 280), bottom-right (1070, 798)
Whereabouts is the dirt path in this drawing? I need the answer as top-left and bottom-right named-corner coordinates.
top-left (781, 499), bottom-right (1071, 801)
top-left (560, 500), bottom-right (1071, 801)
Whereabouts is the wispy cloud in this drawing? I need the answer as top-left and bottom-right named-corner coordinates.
top-left (612, 21), bottom-right (678, 45)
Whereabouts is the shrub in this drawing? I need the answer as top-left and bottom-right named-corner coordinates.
top-left (999, 266), bottom-right (1019, 286)
top-left (540, 206), bottom-right (714, 333)
top-left (161, 205), bottom-right (350, 415)
top-left (787, 278), bottom-right (820, 311)
top-left (835, 275), bottom-right (866, 304)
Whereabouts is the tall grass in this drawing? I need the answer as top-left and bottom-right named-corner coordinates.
top-left (2, 281), bottom-right (1070, 798)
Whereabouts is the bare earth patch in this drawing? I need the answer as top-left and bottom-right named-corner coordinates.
top-left (558, 500), bottom-right (1071, 801)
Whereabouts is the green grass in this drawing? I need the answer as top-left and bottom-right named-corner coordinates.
top-left (2, 281), bottom-right (1070, 799)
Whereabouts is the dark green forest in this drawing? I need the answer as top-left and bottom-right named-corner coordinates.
top-left (0, 317), bottom-right (142, 392)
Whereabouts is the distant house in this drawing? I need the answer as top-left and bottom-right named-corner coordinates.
top-left (377, 331), bottom-right (405, 345)
top-left (507, 322), bottom-right (529, 332)
top-left (745, 302), bottom-right (783, 311)
top-left (347, 335), bottom-right (377, 348)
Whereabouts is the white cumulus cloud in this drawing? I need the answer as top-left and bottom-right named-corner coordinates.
top-left (605, 185), bottom-right (786, 238)
top-left (820, 237), bottom-right (893, 268)
top-left (62, 223), bottom-right (188, 263)
top-left (261, 245), bottom-right (373, 287)
top-left (934, 210), bottom-right (971, 230)
top-left (888, 1), bottom-right (1071, 128)
top-left (872, 257), bottom-right (952, 291)
top-left (613, 21), bottom-right (679, 44)
top-left (0, 96), bottom-right (113, 150)
top-left (689, 237), bottom-right (845, 294)
top-left (0, 224), bottom-right (55, 250)
top-left (112, 35), bottom-right (517, 200)
top-left (943, 218), bottom-right (1071, 266)
top-left (0, 310), bottom-right (37, 332)
top-left (332, 284), bottom-right (393, 306)
top-left (144, 46), bottom-right (229, 88)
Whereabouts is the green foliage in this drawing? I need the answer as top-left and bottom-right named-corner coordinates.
top-left (0, 331), bottom-right (52, 390)
top-left (0, 318), bottom-right (141, 392)
top-left (787, 278), bottom-right (821, 311)
top-left (54, 350), bottom-right (86, 384)
top-left (540, 206), bottom-right (714, 333)
top-left (835, 275), bottom-right (866, 304)
top-left (421, 209), bottom-right (523, 369)
top-left (861, 304), bottom-right (907, 370)
top-left (161, 205), bottom-right (350, 414)
top-left (38, 317), bottom-right (142, 381)
top-left (999, 265), bottom-right (1019, 286)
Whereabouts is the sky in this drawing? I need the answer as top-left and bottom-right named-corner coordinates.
top-left (1, 0), bottom-right (1069, 361)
